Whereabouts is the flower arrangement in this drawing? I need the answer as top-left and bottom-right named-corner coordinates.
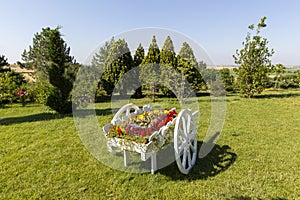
top-left (106, 108), bottom-right (177, 144)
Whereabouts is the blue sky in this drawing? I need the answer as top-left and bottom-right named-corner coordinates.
top-left (1, 0), bottom-right (300, 65)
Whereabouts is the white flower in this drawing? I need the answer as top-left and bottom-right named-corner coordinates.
top-left (143, 105), bottom-right (152, 112)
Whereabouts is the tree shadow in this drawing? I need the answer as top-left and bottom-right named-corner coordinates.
top-left (158, 141), bottom-right (237, 180)
top-left (254, 92), bottom-right (300, 99)
top-left (231, 196), bottom-right (287, 200)
top-left (0, 108), bottom-right (116, 126)
top-left (0, 113), bottom-right (71, 125)
top-left (75, 108), bottom-right (116, 117)
top-left (231, 196), bottom-right (252, 200)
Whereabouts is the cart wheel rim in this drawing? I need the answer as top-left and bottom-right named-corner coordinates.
top-left (174, 109), bottom-right (197, 174)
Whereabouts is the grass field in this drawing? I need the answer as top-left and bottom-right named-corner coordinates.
top-left (1, 89), bottom-right (299, 199)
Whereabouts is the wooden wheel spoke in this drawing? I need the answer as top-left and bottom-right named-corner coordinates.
top-left (181, 150), bottom-right (187, 168)
top-left (174, 109), bottom-right (198, 174)
top-left (187, 150), bottom-right (192, 168)
top-left (190, 142), bottom-right (197, 153)
top-left (181, 117), bottom-right (187, 137)
top-left (178, 142), bottom-right (185, 154)
top-left (187, 114), bottom-right (191, 134)
top-left (178, 126), bottom-right (186, 137)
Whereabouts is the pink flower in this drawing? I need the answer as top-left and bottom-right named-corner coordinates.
top-left (16, 90), bottom-right (27, 96)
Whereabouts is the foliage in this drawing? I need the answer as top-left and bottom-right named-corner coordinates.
top-left (177, 42), bottom-right (205, 93)
top-left (0, 71), bottom-right (26, 106)
top-left (160, 36), bottom-right (177, 96)
top-left (25, 79), bottom-right (56, 105)
top-left (0, 54), bottom-right (10, 73)
top-left (202, 68), bottom-right (224, 96)
top-left (272, 64), bottom-right (285, 89)
top-left (22, 27), bottom-right (74, 74)
top-left (133, 43), bottom-right (145, 67)
top-left (297, 70), bottom-right (300, 86)
top-left (72, 65), bottom-right (101, 108)
top-left (101, 39), bottom-right (134, 96)
top-left (233, 16), bottom-right (274, 98)
top-left (277, 73), bottom-right (299, 89)
top-left (132, 43), bottom-right (145, 98)
top-left (140, 36), bottom-right (161, 101)
top-left (219, 68), bottom-right (235, 92)
top-left (91, 38), bottom-right (134, 97)
top-left (91, 37), bottom-right (115, 97)
top-left (22, 27), bottom-right (77, 113)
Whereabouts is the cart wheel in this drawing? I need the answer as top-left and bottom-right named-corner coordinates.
top-left (111, 103), bottom-right (141, 125)
top-left (174, 109), bottom-right (197, 174)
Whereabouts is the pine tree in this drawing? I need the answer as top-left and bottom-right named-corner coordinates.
top-left (160, 36), bottom-right (177, 96)
top-left (133, 43), bottom-right (145, 98)
top-left (102, 39), bottom-right (134, 96)
top-left (177, 42), bottom-right (203, 94)
top-left (134, 43), bottom-right (145, 67)
top-left (92, 37), bottom-right (115, 70)
top-left (89, 37), bottom-right (115, 99)
top-left (140, 36), bottom-right (160, 101)
top-left (22, 27), bottom-right (77, 113)
top-left (0, 55), bottom-right (10, 73)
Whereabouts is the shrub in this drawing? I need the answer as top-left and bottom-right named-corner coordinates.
top-left (0, 71), bottom-right (26, 106)
top-left (25, 79), bottom-right (56, 104)
top-left (46, 88), bottom-right (72, 114)
top-left (278, 74), bottom-right (299, 89)
top-left (219, 68), bottom-right (235, 92)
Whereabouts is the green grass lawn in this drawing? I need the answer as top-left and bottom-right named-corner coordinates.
top-left (1, 90), bottom-right (300, 199)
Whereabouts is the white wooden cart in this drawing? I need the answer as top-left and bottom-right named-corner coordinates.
top-left (103, 103), bottom-right (198, 174)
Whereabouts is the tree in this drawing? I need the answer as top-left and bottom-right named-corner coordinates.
top-left (132, 43), bottom-right (145, 98)
top-left (177, 42), bottom-right (204, 93)
top-left (160, 36), bottom-right (177, 96)
top-left (140, 35), bottom-right (160, 101)
top-left (101, 39), bottom-right (134, 96)
top-left (219, 68), bottom-right (235, 92)
top-left (296, 70), bottom-right (300, 87)
top-left (86, 37), bottom-right (115, 100)
top-left (272, 63), bottom-right (285, 89)
top-left (0, 55), bottom-right (10, 73)
top-left (22, 27), bottom-right (77, 113)
top-left (92, 37), bottom-right (115, 70)
top-left (160, 36), bottom-right (177, 68)
top-left (233, 16), bottom-right (274, 98)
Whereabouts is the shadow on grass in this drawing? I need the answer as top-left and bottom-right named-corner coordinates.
top-left (96, 94), bottom-right (146, 102)
top-left (0, 108), bottom-right (115, 125)
top-left (0, 113), bottom-right (70, 125)
top-left (231, 196), bottom-right (287, 200)
top-left (158, 141), bottom-right (237, 180)
top-left (254, 92), bottom-right (300, 99)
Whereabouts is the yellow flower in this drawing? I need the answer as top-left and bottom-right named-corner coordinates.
top-left (137, 114), bottom-right (145, 121)
top-left (120, 127), bottom-right (125, 133)
top-left (153, 110), bottom-right (160, 114)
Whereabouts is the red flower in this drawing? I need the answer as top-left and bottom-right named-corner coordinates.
top-left (165, 116), bottom-right (172, 124)
top-left (140, 128), bottom-right (145, 137)
top-left (146, 128), bottom-right (150, 136)
top-left (117, 129), bottom-right (122, 135)
top-left (158, 121), bottom-right (165, 129)
top-left (16, 89), bottom-right (27, 96)
top-left (126, 126), bottom-right (131, 134)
